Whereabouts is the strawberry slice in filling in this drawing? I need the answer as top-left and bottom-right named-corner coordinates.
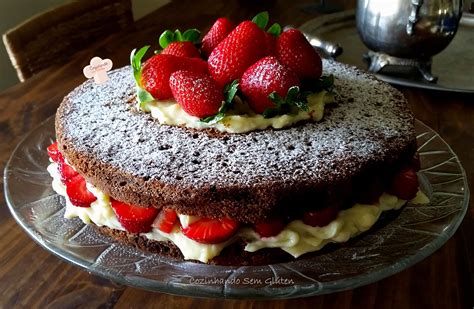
top-left (153, 208), bottom-right (178, 233)
top-left (110, 200), bottom-right (159, 233)
top-left (47, 142), bottom-right (64, 163)
top-left (253, 218), bottom-right (286, 237)
top-left (66, 175), bottom-right (97, 208)
top-left (58, 162), bottom-right (79, 184)
top-left (388, 167), bottom-right (419, 200)
top-left (181, 217), bottom-right (239, 244)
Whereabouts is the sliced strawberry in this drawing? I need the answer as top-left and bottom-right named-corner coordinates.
top-left (162, 41), bottom-right (200, 58)
top-left (58, 162), bottom-right (79, 184)
top-left (240, 56), bottom-right (300, 114)
top-left (141, 54), bottom-right (208, 100)
top-left (411, 153), bottom-right (421, 171)
top-left (47, 142), bottom-right (64, 163)
top-left (254, 218), bottom-right (286, 237)
top-left (388, 167), bottom-right (419, 200)
top-left (66, 175), bottom-right (96, 207)
top-left (153, 208), bottom-right (178, 233)
top-left (276, 29), bottom-right (322, 80)
top-left (355, 178), bottom-right (385, 205)
top-left (208, 20), bottom-right (267, 87)
top-left (182, 217), bottom-right (239, 244)
top-left (303, 206), bottom-right (338, 227)
top-left (201, 17), bottom-right (235, 57)
top-left (169, 70), bottom-right (224, 118)
top-left (110, 200), bottom-right (159, 233)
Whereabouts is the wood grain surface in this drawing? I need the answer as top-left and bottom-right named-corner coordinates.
top-left (0, 0), bottom-right (472, 308)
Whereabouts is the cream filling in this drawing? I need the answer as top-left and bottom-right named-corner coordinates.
top-left (48, 162), bottom-right (428, 262)
top-left (241, 191), bottom-right (428, 257)
top-left (143, 91), bottom-right (334, 133)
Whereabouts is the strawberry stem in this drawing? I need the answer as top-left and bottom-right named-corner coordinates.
top-left (159, 30), bottom-right (175, 49)
top-left (159, 29), bottom-right (201, 48)
top-left (201, 80), bottom-right (239, 124)
top-left (252, 11), bottom-right (269, 30)
top-left (302, 75), bottom-right (335, 93)
top-left (264, 75), bottom-right (335, 118)
top-left (264, 86), bottom-right (309, 118)
top-left (130, 46), bottom-right (150, 84)
top-left (130, 46), bottom-right (155, 108)
top-left (182, 29), bottom-right (201, 42)
top-left (267, 23), bottom-right (282, 36)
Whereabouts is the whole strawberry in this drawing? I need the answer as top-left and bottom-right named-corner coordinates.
top-left (276, 29), bottom-right (322, 80)
top-left (159, 28), bottom-right (201, 58)
top-left (208, 20), bottom-right (267, 87)
top-left (240, 56), bottom-right (300, 114)
top-left (169, 70), bottom-right (224, 118)
top-left (162, 41), bottom-right (200, 58)
top-left (263, 32), bottom-right (276, 55)
top-left (141, 54), bottom-right (208, 100)
top-left (201, 17), bottom-right (234, 58)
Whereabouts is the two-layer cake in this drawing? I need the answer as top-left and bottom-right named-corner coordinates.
top-left (47, 13), bottom-right (425, 265)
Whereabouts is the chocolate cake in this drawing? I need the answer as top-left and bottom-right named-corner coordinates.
top-left (56, 61), bottom-right (414, 221)
top-left (36, 8), bottom-right (430, 265)
top-left (46, 58), bottom-right (423, 264)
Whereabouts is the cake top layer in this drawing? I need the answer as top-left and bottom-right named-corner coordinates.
top-left (56, 60), bottom-right (415, 220)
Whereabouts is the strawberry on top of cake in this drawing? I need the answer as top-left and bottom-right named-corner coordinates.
top-left (130, 12), bottom-right (334, 133)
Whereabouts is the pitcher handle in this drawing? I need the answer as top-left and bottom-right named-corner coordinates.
top-left (407, 0), bottom-right (423, 35)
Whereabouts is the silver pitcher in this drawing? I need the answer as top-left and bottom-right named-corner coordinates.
top-left (356, 0), bottom-right (463, 81)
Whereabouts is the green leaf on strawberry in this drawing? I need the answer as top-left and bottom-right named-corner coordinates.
top-left (130, 46), bottom-right (155, 109)
top-left (267, 22), bottom-right (282, 37)
top-left (130, 45), bottom-right (149, 83)
top-left (225, 79), bottom-right (240, 105)
top-left (252, 11), bottom-right (269, 30)
top-left (182, 29), bottom-right (201, 43)
top-left (302, 75), bottom-right (335, 93)
top-left (159, 28), bottom-right (201, 48)
top-left (137, 87), bottom-right (154, 107)
top-left (252, 12), bottom-right (281, 36)
top-left (201, 80), bottom-right (239, 124)
top-left (315, 74), bottom-right (335, 92)
top-left (286, 86), bottom-right (309, 111)
top-left (159, 30), bottom-right (174, 48)
top-left (263, 86), bottom-right (309, 118)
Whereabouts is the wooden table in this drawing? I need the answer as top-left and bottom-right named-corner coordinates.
top-left (0, 0), bottom-right (472, 307)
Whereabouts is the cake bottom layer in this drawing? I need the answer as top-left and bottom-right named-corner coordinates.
top-left (95, 204), bottom-right (407, 266)
top-left (48, 162), bottom-right (429, 264)
top-left (96, 226), bottom-right (296, 265)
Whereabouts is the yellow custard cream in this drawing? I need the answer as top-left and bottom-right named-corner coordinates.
top-left (48, 163), bottom-right (428, 263)
top-left (142, 91), bottom-right (334, 133)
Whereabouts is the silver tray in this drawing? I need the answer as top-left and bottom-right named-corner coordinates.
top-left (301, 10), bottom-right (474, 93)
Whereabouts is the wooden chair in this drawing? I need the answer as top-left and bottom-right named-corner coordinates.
top-left (2, 0), bottom-right (133, 82)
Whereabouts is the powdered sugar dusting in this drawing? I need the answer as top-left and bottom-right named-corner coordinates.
top-left (56, 60), bottom-right (414, 217)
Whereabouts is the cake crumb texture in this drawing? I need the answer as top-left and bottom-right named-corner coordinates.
top-left (56, 60), bottom-right (415, 222)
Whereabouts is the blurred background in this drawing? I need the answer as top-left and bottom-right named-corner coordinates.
top-left (0, 0), bottom-right (169, 91)
top-left (1, 0), bottom-right (470, 93)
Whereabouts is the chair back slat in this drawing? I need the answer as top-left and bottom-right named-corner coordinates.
top-left (2, 0), bottom-right (133, 81)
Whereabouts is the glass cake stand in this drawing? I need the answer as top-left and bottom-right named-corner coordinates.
top-left (3, 116), bottom-right (469, 299)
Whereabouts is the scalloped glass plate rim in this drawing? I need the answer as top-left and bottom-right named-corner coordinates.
top-left (3, 116), bottom-right (470, 299)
